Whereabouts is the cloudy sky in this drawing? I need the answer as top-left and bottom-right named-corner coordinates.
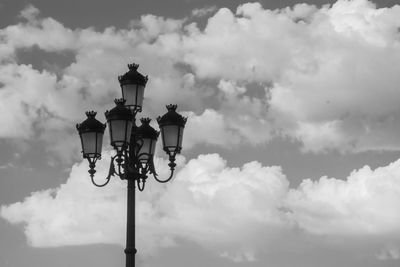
top-left (1, 0), bottom-right (400, 266)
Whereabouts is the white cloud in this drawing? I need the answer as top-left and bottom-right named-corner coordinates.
top-left (183, 109), bottom-right (241, 148)
top-left (1, 151), bottom-right (127, 246)
top-left (287, 160), bottom-right (400, 236)
top-left (180, 0), bottom-right (400, 152)
top-left (0, 6), bottom-right (198, 161)
top-left (4, 6), bottom-right (76, 52)
top-left (191, 6), bottom-right (218, 18)
top-left (3, 1), bottom-right (400, 158)
top-left (3, 152), bottom-right (400, 260)
top-left (0, 64), bottom-right (57, 138)
top-left (183, 80), bottom-right (272, 149)
top-left (1, 152), bottom-right (291, 258)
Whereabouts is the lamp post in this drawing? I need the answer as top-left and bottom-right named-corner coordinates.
top-left (76, 63), bottom-right (187, 267)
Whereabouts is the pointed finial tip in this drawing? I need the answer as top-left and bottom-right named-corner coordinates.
top-left (140, 117), bottom-right (151, 124)
top-left (166, 104), bottom-right (177, 111)
top-left (85, 111), bottom-right (97, 118)
top-left (114, 98), bottom-right (126, 105)
top-left (128, 63), bottom-right (139, 70)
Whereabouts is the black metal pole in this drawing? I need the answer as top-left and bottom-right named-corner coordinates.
top-left (125, 178), bottom-right (136, 267)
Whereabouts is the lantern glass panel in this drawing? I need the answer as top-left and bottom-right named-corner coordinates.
top-left (178, 126), bottom-right (184, 147)
top-left (81, 132), bottom-right (103, 157)
top-left (122, 84), bottom-right (145, 109)
top-left (161, 125), bottom-right (180, 151)
top-left (137, 138), bottom-right (156, 163)
top-left (109, 120), bottom-right (133, 147)
top-left (96, 132), bottom-right (104, 155)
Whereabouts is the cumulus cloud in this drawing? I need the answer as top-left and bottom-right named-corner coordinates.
top-left (181, 0), bottom-right (400, 152)
top-left (3, 152), bottom-right (400, 261)
top-left (0, 6), bottom-right (198, 161)
top-left (1, 152), bottom-right (291, 259)
top-left (1, 151), bottom-right (127, 246)
top-left (2, 0), bottom-right (400, 158)
top-left (287, 160), bottom-right (400, 236)
top-left (0, 64), bottom-right (56, 138)
top-left (191, 6), bottom-right (218, 18)
top-left (183, 80), bottom-right (272, 148)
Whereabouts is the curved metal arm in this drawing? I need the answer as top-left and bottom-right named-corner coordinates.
top-left (153, 155), bottom-right (176, 183)
top-left (91, 175), bottom-right (111, 187)
top-left (153, 168), bottom-right (175, 183)
top-left (88, 155), bottom-right (117, 187)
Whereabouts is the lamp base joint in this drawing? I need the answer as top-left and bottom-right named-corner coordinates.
top-left (124, 247), bottom-right (137, 255)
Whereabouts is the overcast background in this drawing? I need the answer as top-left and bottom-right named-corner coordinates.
top-left (1, 0), bottom-right (400, 266)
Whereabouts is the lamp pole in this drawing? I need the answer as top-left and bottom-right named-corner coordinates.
top-left (76, 63), bottom-right (187, 267)
top-left (125, 179), bottom-right (136, 267)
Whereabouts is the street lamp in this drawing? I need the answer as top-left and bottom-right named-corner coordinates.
top-left (76, 63), bottom-right (187, 267)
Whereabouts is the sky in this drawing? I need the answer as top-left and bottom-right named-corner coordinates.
top-left (1, 0), bottom-right (400, 266)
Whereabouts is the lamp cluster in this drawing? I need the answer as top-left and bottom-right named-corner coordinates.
top-left (76, 64), bottom-right (187, 190)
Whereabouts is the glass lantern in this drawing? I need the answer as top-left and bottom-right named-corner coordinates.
top-left (76, 111), bottom-right (106, 160)
top-left (118, 63), bottom-right (148, 113)
top-left (105, 99), bottom-right (134, 150)
top-left (157, 104), bottom-right (187, 155)
top-left (135, 118), bottom-right (159, 164)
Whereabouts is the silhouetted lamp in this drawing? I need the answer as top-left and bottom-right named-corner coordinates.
top-left (135, 118), bottom-right (159, 164)
top-left (157, 104), bottom-right (187, 157)
top-left (105, 99), bottom-right (134, 150)
top-left (76, 111), bottom-right (106, 176)
top-left (118, 63), bottom-right (148, 113)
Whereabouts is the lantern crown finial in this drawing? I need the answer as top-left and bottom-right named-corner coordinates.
top-left (140, 117), bottom-right (151, 125)
top-left (137, 118), bottom-right (159, 140)
top-left (157, 104), bottom-right (187, 127)
top-left (77, 111), bottom-right (106, 133)
top-left (166, 104), bottom-right (177, 112)
top-left (128, 63), bottom-right (139, 70)
top-left (105, 99), bottom-right (132, 120)
top-left (85, 111), bottom-right (97, 118)
top-left (114, 98), bottom-right (126, 106)
top-left (118, 63), bottom-right (148, 86)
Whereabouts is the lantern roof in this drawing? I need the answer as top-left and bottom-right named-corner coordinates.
top-left (76, 111), bottom-right (106, 133)
top-left (136, 118), bottom-right (159, 140)
top-left (105, 99), bottom-right (134, 121)
top-left (157, 104), bottom-right (187, 127)
top-left (118, 63), bottom-right (148, 86)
